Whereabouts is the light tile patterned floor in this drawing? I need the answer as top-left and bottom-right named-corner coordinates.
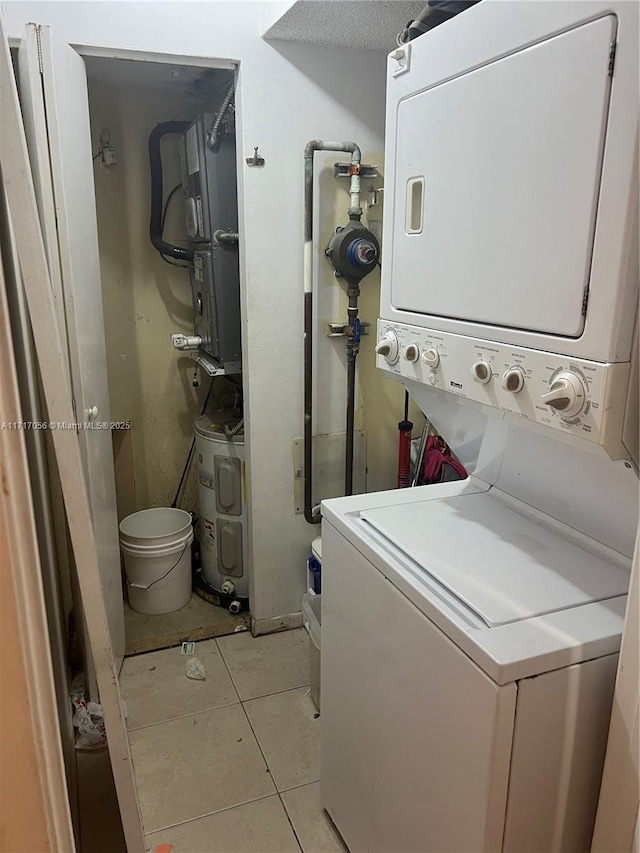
top-left (118, 628), bottom-right (345, 853)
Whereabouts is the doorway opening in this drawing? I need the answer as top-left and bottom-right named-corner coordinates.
top-left (82, 51), bottom-right (249, 656)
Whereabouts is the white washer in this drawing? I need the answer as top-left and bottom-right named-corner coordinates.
top-left (321, 480), bottom-right (632, 853)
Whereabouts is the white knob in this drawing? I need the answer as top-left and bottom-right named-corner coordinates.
top-left (541, 372), bottom-right (587, 419)
top-left (375, 331), bottom-right (399, 364)
top-left (403, 343), bottom-right (419, 363)
top-left (471, 361), bottom-right (492, 384)
top-left (86, 405), bottom-right (99, 420)
top-left (422, 348), bottom-right (440, 369)
top-left (501, 367), bottom-right (525, 393)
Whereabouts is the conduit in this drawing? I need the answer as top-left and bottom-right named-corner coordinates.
top-left (148, 121), bottom-right (193, 262)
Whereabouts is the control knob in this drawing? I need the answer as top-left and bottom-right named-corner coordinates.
top-left (375, 331), bottom-right (400, 364)
top-left (541, 372), bottom-right (587, 419)
top-left (471, 360), bottom-right (492, 384)
top-left (422, 348), bottom-right (440, 369)
top-left (501, 366), bottom-right (525, 393)
top-left (403, 343), bottom-right (420, 363)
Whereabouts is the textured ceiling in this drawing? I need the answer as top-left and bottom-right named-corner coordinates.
top-left (263, 0), bottom-right (425, 51)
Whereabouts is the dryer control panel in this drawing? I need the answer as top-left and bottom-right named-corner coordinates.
top-left (377, 321), bottom-right (631, 459)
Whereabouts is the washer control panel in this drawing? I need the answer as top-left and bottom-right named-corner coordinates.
top-left (377, 320), bottom-right (630, 457)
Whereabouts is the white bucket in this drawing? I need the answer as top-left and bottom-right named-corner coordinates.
top-left (119, 508), bottom-right (194, 615)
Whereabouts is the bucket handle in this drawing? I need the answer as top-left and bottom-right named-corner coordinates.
top-left (126, 541), bottom-right (190, 591)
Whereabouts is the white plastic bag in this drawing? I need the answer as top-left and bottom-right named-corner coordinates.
top-left (185, 657), bottom-right (206, 681)
top-left (70, 676), bottom-right (106, 750)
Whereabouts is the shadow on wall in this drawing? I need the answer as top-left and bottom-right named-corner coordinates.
top-left (265, 38), bottom-right (388, 136)
top-left (266, 36), bottom-right (423, 493)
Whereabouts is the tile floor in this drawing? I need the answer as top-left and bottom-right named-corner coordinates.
top-left (119, 628), bottom-right (346, 853)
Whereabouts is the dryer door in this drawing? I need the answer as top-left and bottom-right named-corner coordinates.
top-left (390, 15), bottom-right (615, 338)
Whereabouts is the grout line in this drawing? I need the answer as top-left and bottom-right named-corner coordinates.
top-left (216, 641), bottom-right (274, 773)
top-left (213, 649), bottom-right (303, 849)
top-left (277, 777), bottom-right (321, 795)
top-left (278, 791), bottom-right (305, 853)
top-left (239, 681), bottom-right (312, 704)
top-left (214, 632), bottom-right (311, 703)
top-left (214, 635), bottom-right (244, 699)
top-left (125, 699), bottom-right (242, 733)
top-left (143, 792), bottom-right (280, 836)
top-left (235, 700), bottom-right (304, 853)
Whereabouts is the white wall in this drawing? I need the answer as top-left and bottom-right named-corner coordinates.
top-left (5, 1), bottom-right (407, 626)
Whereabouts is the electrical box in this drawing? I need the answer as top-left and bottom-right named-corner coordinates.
top-left (180, 110), bottom-right (241, 374)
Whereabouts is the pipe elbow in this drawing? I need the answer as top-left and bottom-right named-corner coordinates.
top-left (344, 142), bottom-right (361, 162)
top-left (304, 139), bottom-right (323, 158)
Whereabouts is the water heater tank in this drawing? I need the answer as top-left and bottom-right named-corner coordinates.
top-left (195, 413), bottom-right (248, 599)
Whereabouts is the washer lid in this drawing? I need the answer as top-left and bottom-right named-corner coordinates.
top-left (360, 491), bottom-right (630, 628)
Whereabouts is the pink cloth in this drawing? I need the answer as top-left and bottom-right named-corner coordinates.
top-left (421, 435), bottom-right (468, 484)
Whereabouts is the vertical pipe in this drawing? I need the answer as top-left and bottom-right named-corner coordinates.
top-left (303, 147), bottom-right (318, 524)
top-left (303, 140), bottom-right (361, 524)
top-left (344, 285), bottom-right (360, 496)
top-left (345, 355), bottom-right (357, 495)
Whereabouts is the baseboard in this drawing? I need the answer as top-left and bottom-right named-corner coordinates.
top-left (251, 611), bottom-right (303, 637)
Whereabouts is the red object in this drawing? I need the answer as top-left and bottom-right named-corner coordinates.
top-left (397, 420), bottom-right (413, 488)
top-left (420, 435), bottom-right (468, 484)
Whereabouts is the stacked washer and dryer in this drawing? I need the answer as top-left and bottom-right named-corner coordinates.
top-left (321, 3), bottom-right (639, 852)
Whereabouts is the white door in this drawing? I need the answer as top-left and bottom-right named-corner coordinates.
top-left (3, 19), bottom-right (143, 850)
top-left (18, 24), bottom-right (125, 672)
top-left (390, 15), bottom-right (615, 337)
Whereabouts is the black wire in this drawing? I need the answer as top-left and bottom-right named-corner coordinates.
top-left (124, 540), bottom-right (190, 591)
top-left (404, 389), bottom-right (409, 422)
top-left (160, 253), bottom-right (190, 268)
top-left (159, 184), bottom-right (191, 268)
top-left (161, 183), bottom-right (184, 233)
top-left (172, 376), bottom-right (216, 509)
